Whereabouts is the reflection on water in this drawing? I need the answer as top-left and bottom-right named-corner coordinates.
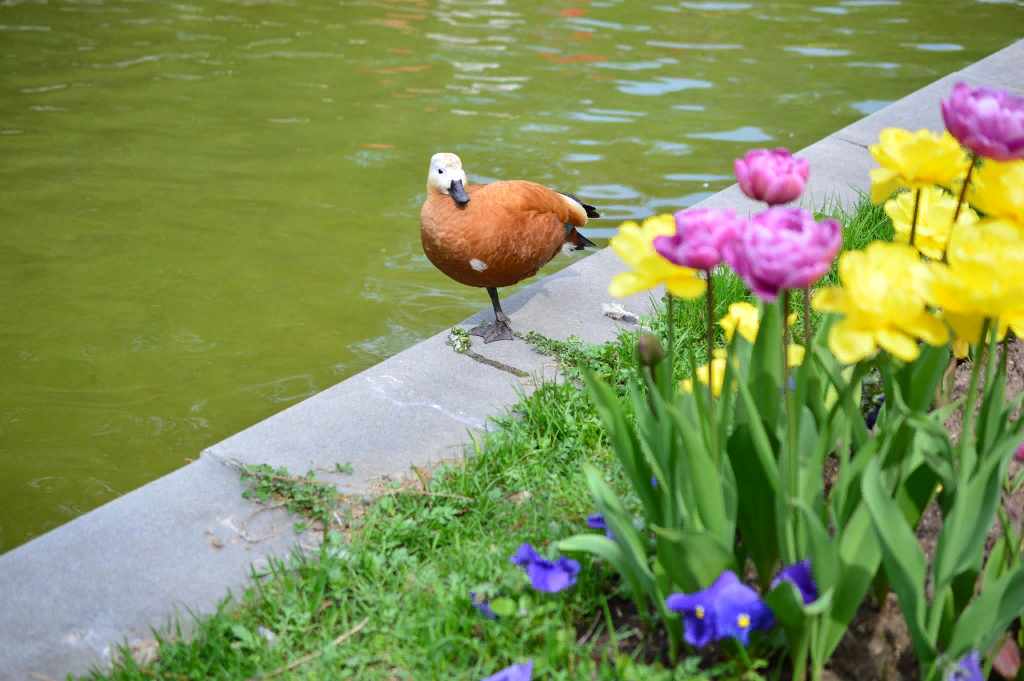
top-left (1, 0), bottom-right (1022, 551)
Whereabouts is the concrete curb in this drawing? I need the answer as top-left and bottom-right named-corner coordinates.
top-left (1, 38), bottom-right (1020, 681)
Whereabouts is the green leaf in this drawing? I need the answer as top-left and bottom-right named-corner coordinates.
top-left (489, 598), bottom-right (516, 618)
top-left (651, 526), bottom-right (737, 591)
top-left (898, 342), bottom-right (951, 413)
top-left (819, 505), bottom-right (882, 659)
top-left (583, 373), bottom-right (661, 525)
top-left (981, 540), bottom-right (1008, 590)
top-left (733, 376), bottom-right (784, 495)
top-left (666, 401), bottom-right (732, 542)
top-left (861, 457), bottom-right (936, 668)
top-left (764, 581), bottom-right (808, 630)
top-left (749, 300), bottom-right (785, 424)
top-left (946, 566), bottom-right (1024, 659)
top-left (726, 425), bottom-right (780, 590)
top-left (791, 499), bottom-right (838, 590)
top-left (975, 348), bottom-right (1007, 459)
top-left (931, 442), bottom-right (1010, 594)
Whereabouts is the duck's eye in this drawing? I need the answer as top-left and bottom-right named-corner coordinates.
top-left (437, 168), bottom-right (443, 174)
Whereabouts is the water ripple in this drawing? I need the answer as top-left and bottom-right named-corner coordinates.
top-left (615, 77), bottom-right (712, 96)
top-left (687, 126), bottom-right (773, 142)
top-left (783, 46), bottom-right (851, 57)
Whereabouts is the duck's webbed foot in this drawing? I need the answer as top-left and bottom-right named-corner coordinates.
top-left (469, 317), bottom-right (514, 343)
top-left (469, 287), bottom-right (515, 343)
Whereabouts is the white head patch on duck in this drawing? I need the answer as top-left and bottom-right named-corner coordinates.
top-left (427, 152), bottom-right (470, 206)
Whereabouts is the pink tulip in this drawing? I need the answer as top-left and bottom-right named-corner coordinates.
top-left (941, 82), bottom-right (1024, 161)
top-left (734, 148), bottom-right (810, 206)
top-left (653, 208), bottom-right (745, 271)
top-left (723, 207), bottom-right (842, 302)
top-left (1015, 441), bottom-right (1024, 463)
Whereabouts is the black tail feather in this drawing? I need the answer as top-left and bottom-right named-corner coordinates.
top-left (560, 191), bottom-right (601, 219)
top-left (575, 232), bottom-right (597, 249)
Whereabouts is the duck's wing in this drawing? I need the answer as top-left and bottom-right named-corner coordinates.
top-left (474, 181), bottom-right (593, 227)
top-left (558, 192), bottom-right (601, 219)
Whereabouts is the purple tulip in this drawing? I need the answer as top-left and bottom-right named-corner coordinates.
top-left (770, 559), bottom-right (818, 605)
top-left (510, 542), bottom-right (581, 593)
top-left (1014, 440), bottom-right (1024, 463)
top-left (481, 660), bottom-right (534, 681)
top-left (734, 148), bottom-right (810, 206)
top-left (666, 570), bottom-right (774, 647)
top-left (722, 207), bottom-right (842, 302)
top-left (949, 651), bottom-right (983, 681)
top-left (586, 513), bottom-right (614, 540)
top-left (941, 82), bottom-right (1024, 161)
top-left (652, 209), bottom-right (745, 271)
top-left (470, 591), bottom-right (497, 620)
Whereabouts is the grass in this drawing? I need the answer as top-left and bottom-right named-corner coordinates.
top-left (80, 198), bottom-right (893, 681)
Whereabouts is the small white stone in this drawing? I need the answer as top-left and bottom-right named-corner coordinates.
top-left (470, 258), bottom-right (488, 271)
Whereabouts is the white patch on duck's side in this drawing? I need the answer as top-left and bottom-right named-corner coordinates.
top-left (561, 242), bottom-right (577, 258)
top-left (470, 258), bottom-right (488, 271)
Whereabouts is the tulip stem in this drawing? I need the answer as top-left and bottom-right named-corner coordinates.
top-left (959, 317), bottom-right (990, 473)
top-left (782, 289), bottom-right (800, 563)
top-left (908, 188), bottom-right (921, 248)
top-left (666, 293), bottom-right (675, 396)
top-left (943, 153), bottom-right (979, 264)
top-left (802, 286), bottom-right (811, 349)
top-left (705, 270), bottom-right (717, 460)
top-left (706, 270), bottom-right (715, 403)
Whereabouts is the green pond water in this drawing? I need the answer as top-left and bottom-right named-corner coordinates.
top-left (1, 0), bottom-right (1021, 552)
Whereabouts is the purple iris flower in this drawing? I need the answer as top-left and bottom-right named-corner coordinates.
top-left (480, 660), bottom-right (534, 681)
top-left (470, 591), bottom-right (497, 620)
top-left (770, 559), bottom-right (818, 605)
top-left (586, 513), bottom-right (614, 540)
top-left (865, 396), bottom-right (885, 430)
top-left (717, 584), bottom-right (775, 645)
top-left (949, 651), bottom-right (983, 681)
top-left (510, 542), bottom-right (581, 593)
top-left (652, 476), bottom-right (658, 488)
top-left (666, 570), bottom-right (775, 647)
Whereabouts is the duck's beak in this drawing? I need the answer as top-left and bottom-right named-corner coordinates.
top-left (449, 179), bottom-right (470, 206)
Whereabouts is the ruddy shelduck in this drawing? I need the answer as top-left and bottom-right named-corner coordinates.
top-left (420, 152), bottom-right (598, 342)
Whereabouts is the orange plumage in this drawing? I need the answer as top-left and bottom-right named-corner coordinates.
top-left (419, 153), bottom-right (597, 342)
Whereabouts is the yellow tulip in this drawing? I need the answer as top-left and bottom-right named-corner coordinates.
top-left (884, 186), bottom-right (978, 261)
top-left (681, 344), bottom-right (803, 396)
top-left (682, 349), bottom-right (731, 397)
top-left (718, 301), bottom-right (798, 343)
top-left (869, 128), bottom-right (971, 203)
top-left (1006, 309), bottom-right (1024, 339)
top-left (951, 334), bottom-right (970, 360)
top-left (923, 219), bottom-right (1024, 343)
top-left (608, 215), bottom-right (707, 300)
top-left (812, 241), bottom-right (949, 364)
top-left (966, 158), bottom-right (1024, 228)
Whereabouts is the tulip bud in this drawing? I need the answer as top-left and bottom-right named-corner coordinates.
top-left (636, 334), bottom-right (665, 367)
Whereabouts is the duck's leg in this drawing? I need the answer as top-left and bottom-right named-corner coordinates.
top-left (469, 287), bottom-right (514, 343)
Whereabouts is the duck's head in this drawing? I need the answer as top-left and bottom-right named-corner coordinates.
top-left (427, 152), bottom-right (470, 206)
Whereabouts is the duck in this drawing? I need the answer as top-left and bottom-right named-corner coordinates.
top-left (420, 152), bottom-right (598, 342)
